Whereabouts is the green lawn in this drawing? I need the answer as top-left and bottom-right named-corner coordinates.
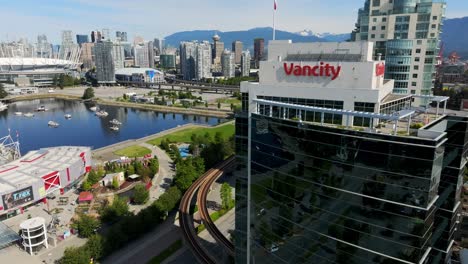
top-left (216, 97), bottom-right (241, 105)
top-left (147, 122), bottom-right (235, 146)
top-left (147, 240), bottom-right (183, 264)
top-left (114, 146), bottom-right (152, 158)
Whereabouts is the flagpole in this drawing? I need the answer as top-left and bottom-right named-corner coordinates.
top-left (273, 1), bottom-right (276, 40)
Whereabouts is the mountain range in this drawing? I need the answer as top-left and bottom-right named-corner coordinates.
top-left (164, 17), bottom-right (468, 58)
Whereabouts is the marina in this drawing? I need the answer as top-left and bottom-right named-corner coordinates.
top-left (0, 98), bottom-right (226, 153)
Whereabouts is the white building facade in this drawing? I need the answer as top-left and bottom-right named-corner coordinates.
top-left (222, 49), bottom-right (235, 78)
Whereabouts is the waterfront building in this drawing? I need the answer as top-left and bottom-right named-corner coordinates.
top-left (241, 50), bottom-right (251, 77)
top-left (232, 41), bottom-right (243, 64)
top-left (0, 146), bottom-right (91, 220)
top-left (115, 68), bottom-right (165, 84)
top-left (76, 35), bottom-right (89, 46)
top-left (94, 41), bottom-right (115, 83)
top-left (80, 42), bottom-right (95, 70)
top-left (254, 38), bottom-right (265, 68)
top-left (134, 42), bottom-right (150, 68)
top-left (352, 0), bottom-right (446, 97)
top-left (222, 49), bottom-right (235, 78)
top-left (112, 42), bottom-right (125, 70)
top-left (235, 40), bottom-right (463, 264)
top-left (0, 38), bottom-right (80, 86)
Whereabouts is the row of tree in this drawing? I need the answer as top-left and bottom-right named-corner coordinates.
top-left (52, 74), bottom-right (82, 89)
top-left (61, 185), bottom-right (181, 263)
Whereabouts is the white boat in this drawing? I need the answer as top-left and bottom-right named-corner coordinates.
top-left (64, 114), bottom-right (72, 119)
top-left (14, 112), bottom-right (23, 116)
top-left (90, 106), bottom-right (98, 112)
top-left (0, 102), bottom-right (7, 111)
top-left (95, 110), bottom-right (108, 117)
top-left (36, 106), bottom-right (48, 112)
top-left (109, 119), bottom-right (122, 125)
top-left (109, 125), bottom-right (119, 131)
top-left (48, 121), bottom-right (59, 127)
top-left (24, 113), bottom-right (35, 117)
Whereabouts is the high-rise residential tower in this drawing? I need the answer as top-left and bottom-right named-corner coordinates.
top-left (232, 41), bottom-right (243, 64)
top-left (76, 35), bottom-right (89, 46)
top-left (112, 42), bottom-right (125, 70)
top-left (134, 43), bottom-right (150, 68)
top-left (212, 34), bottom-right (224, 71)
top-left (147, 41), bottom-right (155, 68)
top-left (351, 0), bottom-right (446, 97)
top-left (94, 41), bottom-right (115, 83)
top-left (235, 40), bottom-right (462, 264)
top-left (60, 30), bottom-right (77, 59)
top-left (241, 50), bottom-right (251, 77)
top-left (180, 41), bottom-right (212, 81)
top-left (254, 38), bottom-right (265, 68)
top-left (36, 34), bottom-right (52, 58)
top-left (222, 49), bottom-right (235, 78)
top-left (80, 42), bottom-right (95, 70)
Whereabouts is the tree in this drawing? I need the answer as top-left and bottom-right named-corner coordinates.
top-left (82, 180), bottom-right (92, 191)
top-left (72, 214), bottom-right (100, 238)
top-left (100, 196), bottom-right (130, 223)
top-left (217, 101), bottom-right (221, 109)
top-left (112, 177), bottom-right (120, 190)
top-left (87, 170), bottom-right (101, 185)
top-left (82, 87), bottom-right (95, 100)
top-left (0, 84), bottom-right (7, 99)
top-left (133, 184), bottom-right (149, 204)
top-left (61, 246), bottom-right (91, 264)
top-left (85, 234), bottom-right (104, 260)
top-left (220, 183), bottom-right (233, 210)
top-left (58, 74), bottom-right (65, 89)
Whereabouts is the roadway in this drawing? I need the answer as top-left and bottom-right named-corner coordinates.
top-left (178, 156), bottom-right (235, 264)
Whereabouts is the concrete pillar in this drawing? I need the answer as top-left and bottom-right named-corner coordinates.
top-left (444, 101), bottom-right (447, 114)
top-left (407, 116), bottom-right (412, 134)
top-left (269, 105), bottom-right (273, 117)
top-left (321, 112), bottom-right (324, 126)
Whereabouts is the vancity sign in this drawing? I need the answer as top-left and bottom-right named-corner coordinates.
top-left (283, 62), bottom-right (341, 80)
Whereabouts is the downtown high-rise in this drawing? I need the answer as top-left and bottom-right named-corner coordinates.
top-left (351, 0), bottom-right (446, 97)
top-left (234, 39), bottom-right (464, 264)
top-left (180, 41), bottom-right (212, 81)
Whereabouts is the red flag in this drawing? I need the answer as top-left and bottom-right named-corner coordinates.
top-left (274, 0), bottom-right (277, 10)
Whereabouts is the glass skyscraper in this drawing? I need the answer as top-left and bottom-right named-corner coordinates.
top-left (234, 40), bottom-right (464, 264)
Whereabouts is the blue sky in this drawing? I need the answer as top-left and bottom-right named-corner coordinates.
top-left (0, 0), bottom-right (466, 43)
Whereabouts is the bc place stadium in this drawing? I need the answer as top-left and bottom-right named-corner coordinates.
top-left (0, 134), bottom-right (91, 220)
top-left (0, 40), bottom-right (81, 87)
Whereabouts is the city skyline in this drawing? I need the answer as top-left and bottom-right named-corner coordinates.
top-left (1, 0), bottom-right (467, 43)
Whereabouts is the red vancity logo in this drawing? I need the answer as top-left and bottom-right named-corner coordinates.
top-left (284, 62), bottom-right (342, 80)
top-left (376, 62), bottom-right (385, 77)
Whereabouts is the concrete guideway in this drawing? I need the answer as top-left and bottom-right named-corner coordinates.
top-left (178, 156), bottom-right (235, 264)
top-left (197, 160), bottom-right (236, 256)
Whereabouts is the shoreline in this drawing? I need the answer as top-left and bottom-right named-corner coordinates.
top-left (7, 93), bottom-right (233, 118)
top-left (91, 121), bottom-right (234, 163)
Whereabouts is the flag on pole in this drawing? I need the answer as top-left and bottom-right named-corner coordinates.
top-left (274, 0), bottom-right (277, 10)
top-left (16, 130), bottom-right (19, 138)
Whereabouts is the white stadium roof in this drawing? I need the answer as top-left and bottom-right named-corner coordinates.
top-left (0, 57), bottom-right (77, 67)
top-left (0, 146), bottom-right (89, 194)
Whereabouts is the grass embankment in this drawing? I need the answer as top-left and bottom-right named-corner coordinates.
top-left (147, 240), bottom-right (183, 264)
top-left (147, 122), bottom-right (235, 146)
top-left (114, 145), bottom-right (152, 158)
